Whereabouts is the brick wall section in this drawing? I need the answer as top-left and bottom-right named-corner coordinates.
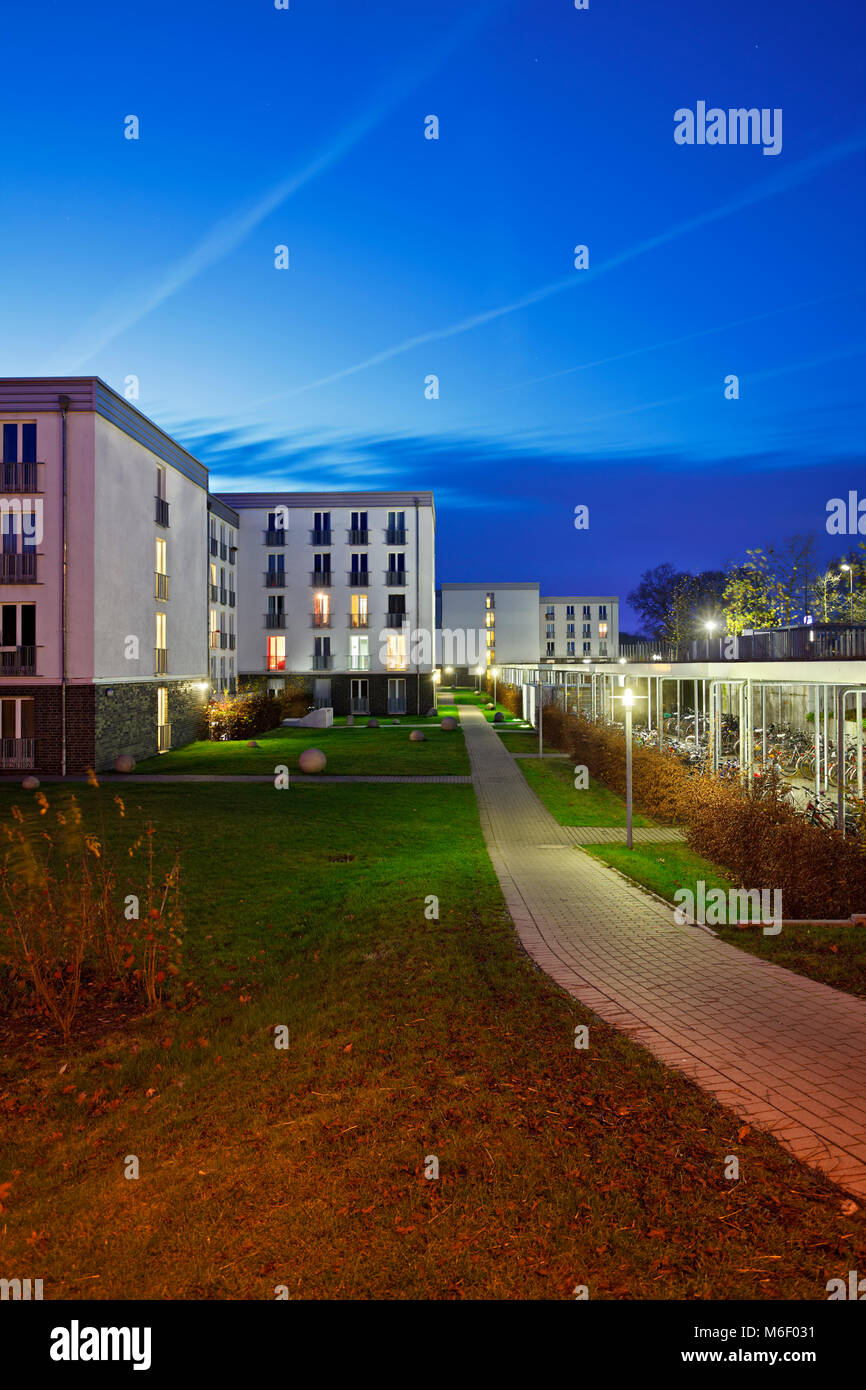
top-left (0, 685), bottom-right (95, 777)
top-left (94, 680), bottom-right (206, 770)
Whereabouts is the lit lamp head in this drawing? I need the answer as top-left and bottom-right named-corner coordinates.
top-left (622, 688), bottom-right (635, 710)
top-left (705, 619), bottom-right (716, 633)
top-left (841, 563), bottom-right (851, 572)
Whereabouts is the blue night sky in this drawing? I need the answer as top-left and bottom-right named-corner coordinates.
top-left (1, 0), bottom-right (864, 625)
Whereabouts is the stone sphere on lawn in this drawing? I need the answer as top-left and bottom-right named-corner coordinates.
top-left (426, 707), bottom-right (437, 717)
top-left (409, 730), bottom-right (426, 742)
top-left (246, 740), bottom-right (259, 748)
top-left (114, 754), bottom-right (136, 773)
top-left (299, 747), bottom-right (326, 774)
top-left (440, 716), bottom-right (458, 731)
top-left (367, 718), bottom-right (379, 728)
top-left (486, 702), bottom-right (495, 709)
top-left (493, 711), bottom-right (505, 723)
top-left (21, 775), bottom-right (40, 790)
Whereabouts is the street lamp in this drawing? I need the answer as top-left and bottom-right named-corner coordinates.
top-left (840, 563), bottom-right (854, 621)
top-left (622, 687), bottom-right (635, 849)
top-left (705, 618), bottom-right (717, 660)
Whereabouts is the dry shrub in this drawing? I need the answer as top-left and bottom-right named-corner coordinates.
top-left (548, 713), bottom-right (866, 919)
top-left (0, 787), bottom-right (185, 1042)
top-left (495, 682), bottom-right (523, 717)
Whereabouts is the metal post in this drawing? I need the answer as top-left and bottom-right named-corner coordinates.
top-left (647, 676), bottom-right (652, 733)
top-left (538, 680), bottom-right (543, 758)
top-left (625, 703), bottom-right (633, 849)
top-left (859, 690), bottom-right (864, 801)
top-left (814, 684), bottom-right (821, 802)
top-left (658, 676), bottom-right (664, 751)
top-left (693, 678), bottom-right (699, 748)
top-left (838, 687), bottom-right (846, 835)
top-left (676, 678), bottom-right (681, 735)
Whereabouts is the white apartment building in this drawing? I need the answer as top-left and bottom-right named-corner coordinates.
top-left (217, 491), bottom-right (437, 716)
top-left (540, 595), bottom-right (619, 661)
top-left (0, 377), bottom-right (209, 774)
top-left (207, 496), bottom-right (239, 695)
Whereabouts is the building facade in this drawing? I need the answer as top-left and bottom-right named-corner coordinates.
top-left (0, 378), bottom-right (210, 774)
top-left (217, 491), bottom-right (437, 716)
top-left (207, 497), bottom-right (239, 696)
top-left (539, 595), bottom-right (619, 661)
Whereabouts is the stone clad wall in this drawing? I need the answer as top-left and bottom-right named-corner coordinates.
top-left (94, 680), bottom-right (205, 770)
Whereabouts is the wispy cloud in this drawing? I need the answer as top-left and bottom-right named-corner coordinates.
top-left (250, 129), bottom-right (866, 406)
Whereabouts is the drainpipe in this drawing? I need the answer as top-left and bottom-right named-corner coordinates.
top-left (59, 393), bottom-right (70, 776)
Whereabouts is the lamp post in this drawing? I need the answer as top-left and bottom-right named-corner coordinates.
top-left (432, 668), bottom-right (441, 711)
top-left (475, 665), bottom-right (483, 693)
top-left (537, 673), bottom-right (543, 758)
top-left (705, 618), bottom-right (716, 660)
top-left (491, 665), bottom-right (499, 707)
top-left (623, 687), bottom-right (634, 849)
top-left (841, 563), bottom-right (854, 621)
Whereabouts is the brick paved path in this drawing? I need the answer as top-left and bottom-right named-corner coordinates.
top-left (460, 705), bottom-right (866, 1197)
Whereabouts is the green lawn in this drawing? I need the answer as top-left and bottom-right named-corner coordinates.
top-left (517, 759), bottom-right (655, 829)
top-left (1, 781), bottom-right (865, 1299)
top-left (133, 723), bottom-right (470, 776)
top-left (586, 842), bottom-right (866, 998)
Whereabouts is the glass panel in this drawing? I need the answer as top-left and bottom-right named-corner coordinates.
top-left (21, 423), bottom-right (36, 463)
top-left (2, 424), bottom-right (17, 464)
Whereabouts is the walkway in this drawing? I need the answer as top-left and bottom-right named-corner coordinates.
top-left (460, 705), bottom-right (866, 1198)
top-left (37, 774), bottom-right (472, 785)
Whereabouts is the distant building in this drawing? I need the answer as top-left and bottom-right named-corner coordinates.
top-left (437, 582), bottom-right (619, 678)
top-left (539, 595), bottom-right (619, 661)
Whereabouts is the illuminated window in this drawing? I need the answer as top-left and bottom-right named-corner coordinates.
top-left (386, 632), bottom-right (407, 670)
top-left (267, 636), bottom-right (286, 671)
top-left (351, 593), bottom-right (368, 626)
top-left (599, 621), bottom-right (608, 639)
top-left (155, 538), bottom-right (166, 575)
top-left (314, 592), bottom-right (330, 625)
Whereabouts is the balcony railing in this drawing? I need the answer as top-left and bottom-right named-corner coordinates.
top-left (0, 736), bottom-right (35, 768)
top-left (0, 739), bottom-right (35, 772)
top-left (386, 612), bottom-right (406, 628)
top-left (350, 697), bottom-right (369, 714)
top-left (310, 529), bottom-right (332, 545)
top-left (0, 646), bottom-right (36, 676)
top-left (265, 571), bottom-right (286, 588)
top-left (349, 613), bottom-right (369, 627)
top-left (349, 655), bottom-right (370, 670)
top-left (311, 571), bottom-right (332, 586)
top-left (265, 613), bottom-right (285, 629)
top-left (154, 647), bottom-right (169, 674)
top-left (312, 613), bottom-right (331, 627)
top-left (387, 697), bottom-right (407, 715)
top-left (348, 529), bottom-right (369, 545)
top-left (219, 633), bottom-right (228, 649)
top-left (348, 571), bottom-right (369, 586)
top-left (157, 723), bottom-right (171, 753)
top-left (385, 528), bottom-right (406, 545)
top-left (155, 572), bottom-right (169, 600)
top-left (312, 653), bottom-right (333, 670)
top-left (313, 694), bottom-right (332, 710)
top-left (228, 591), bottom-right (236, 607)
top-left (219, 587), bottom-right (228, 604)
top-left (267, 658), bottom-right (286, 672)
top-left (229, 634), bottom-right (236, 650)
top-left (210, 584), bottom-right (218, 601)
top-left (220, 542), bottom-right (227, 559)
top-left (1, 462), bottom-right (40, 492)
top-left (264, 529), bottom-right (287, 545)
top-left (155, 497), bottom-right (170, 527)
top-left (0, 553), bottom-right (36, 583)
top-left (209, 537), bottom-right (218, 556)
top-left (386, 570), bottom-right (407, 586)
top-left (210, 631), bottom-right (220, 648)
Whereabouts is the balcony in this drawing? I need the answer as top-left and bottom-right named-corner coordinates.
top-left (154, 648), bottom-right (169, 674)
top-left (311, 571), bottom-right (332, 587)
top-left (0, 646), bottom-right (36, 676)
top-left (312, 613), bottom-right (331, 628)
top-left (387, 697), bottom-right (407, 715)
top-left (209, 537), bottom-right (218, 556)
top-left (267, 657), bottom-right (286, 672)
top-left (219, 587), bottom-right (228, 604)
top-left (348, 655), bottom-right (370, 670)
top-left (220, 542), bottom-right (228, 559)
top-left (1, 462), bottom-right (40, 492)
top-left (385, 612), bottom-right (406, 628)
top-left (155, 572), bottom-right (169, 600)
top-left (350, 697), bottom-right (369, 715)
top-left (385, 528), bottom-right (406, 545)
top-left (385, 570), bottom-right (407, 586)
top-left (265, 613), bottom-right (285, 629)
top-left (264, 528), bottom-right (287, 545)
top-left (228, 591), bottom-right (236, 607)
top-left (348, 571), bottom-right (369, 587)
top-left (210, 584), bottom-right (219, 601)
top-left (219, 633), bottom-right (228, 649)
top-left (0, 736), bottom-right (35, 768)
top-left (209, 631), bottom-right (220, 649)
top-left (311, 653), bottom-right (333, 670)
top-left (264, 571), bottom-right (286, 588)
top-left (349, 612), bottom-right (369, 627)
top-left (229, 634), bottom-right (236, 650)
top-left (348, 528), bottom-right (369, 545)
top-left (0, 554), bottom-right (36, 583)
top-left (310, 529), bottom-right (332, 545)
top-left (157, 723), bottom-right (171, 753)
top-left (155, 497), bottom-right (170, 527)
